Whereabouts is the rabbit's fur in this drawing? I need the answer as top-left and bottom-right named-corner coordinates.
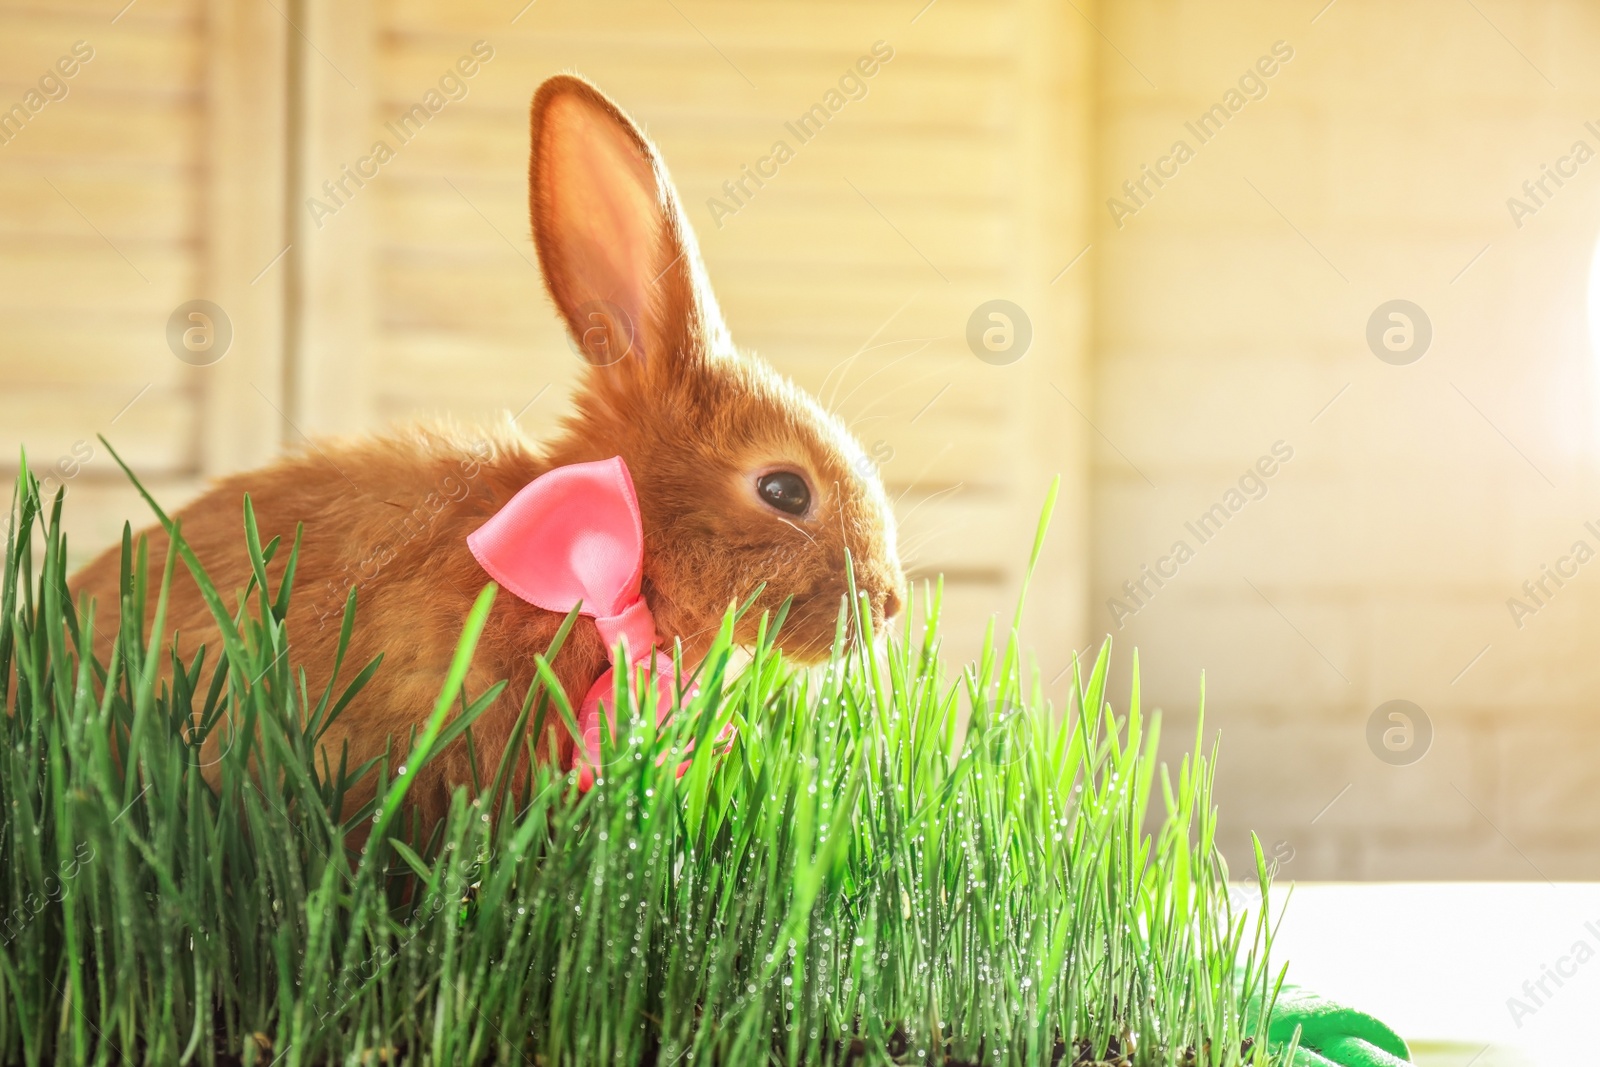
top-left (69, 75), bottom-right (905, 820)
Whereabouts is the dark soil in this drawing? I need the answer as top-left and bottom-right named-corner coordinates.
top-left (200, 1026), bottom-right (1255, 1065)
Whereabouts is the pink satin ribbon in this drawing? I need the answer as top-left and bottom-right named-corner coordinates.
top-left (466, 456), bottom-right (686, 788)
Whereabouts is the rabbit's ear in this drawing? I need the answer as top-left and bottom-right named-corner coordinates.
top-left (528, 76), bottom-right (714, 377)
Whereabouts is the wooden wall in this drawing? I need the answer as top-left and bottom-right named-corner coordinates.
top-left (1, 0), bottom-right (290, 557)
top-left (1092, 0), bottom-right (1600, 880)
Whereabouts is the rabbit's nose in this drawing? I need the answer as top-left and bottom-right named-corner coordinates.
top-left (881, 589), bottom-right (903, 622)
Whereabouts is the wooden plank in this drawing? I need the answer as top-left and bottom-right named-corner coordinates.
top-left (0, 16), bottom-right (202, 96)
top-left (373, 387), bottom-right (570, 433)
top-left (707, 209), bottom-right (1011, 271)
top-left (0, 97), bottom-right (201, 165)
top-left (292, 0), bottom-right (377, 435)
top-left (787, 350), bottom-right (1008, 416)
top-left (0, 385), bottom-right (198, 474)
top-left (0, 0), bottom-right (210, 491)
top-left (2, 0), bottom-right (200, 26)
top-left (0, 170), bottom-right (193, 240)
top-left (379, 42), bottom-right (1010, 128)
top-left (1008, 0), bottom-right (1093, 664)
top-left (0, 323), bottom-right (189, 389)
top-left (706, 280), bottom-right (1010, 337)
top-left (382, 0), bottom-right (1015, 58)
top-left (0, 244), bottom-right (193, 314)
top-left (198, 0), bottom-right (290, 474)
top-left (375, 330), bottom-right (572, 384)
top-left (374, 256), bottom-right (547, 335)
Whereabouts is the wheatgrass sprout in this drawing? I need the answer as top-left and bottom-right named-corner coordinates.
top-left (0, 455), bottom-right (1287, 1065)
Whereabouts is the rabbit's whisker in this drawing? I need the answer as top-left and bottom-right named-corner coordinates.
top-left (824, 336), bottom-right (940, 414)
top-left (847, 414), bottom-right (890, 432)
top-left (776, 516), bottom-right (816, 545)
top-left (822, 288), bottom-right (923, 409)
top-left (892, 443), bottom-right (954, 508)
top-left (848, 363), bottom-right (954, 423)
top-left (894, 481), bottom-right (964, 530)
top-left (831, 342), bottom-right (931, 417)
top-left (897, 532), bottom-right (945, 564)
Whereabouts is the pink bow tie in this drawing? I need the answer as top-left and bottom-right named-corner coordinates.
top-left (466, 456), bottom-right (683, 788)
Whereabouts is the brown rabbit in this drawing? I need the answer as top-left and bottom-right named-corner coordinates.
top-left (68, 75), bottom-right (905, 822)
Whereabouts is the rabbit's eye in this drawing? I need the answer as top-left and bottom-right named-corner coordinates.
top-left (756, 471), bottom-right (811, 517)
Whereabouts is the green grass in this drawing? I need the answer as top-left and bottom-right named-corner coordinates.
top-left (0, 454), bottom-right (1289, 1066)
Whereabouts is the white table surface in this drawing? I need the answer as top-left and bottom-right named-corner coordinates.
top-left (1257, 883), bottom-right (1600, 1067)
